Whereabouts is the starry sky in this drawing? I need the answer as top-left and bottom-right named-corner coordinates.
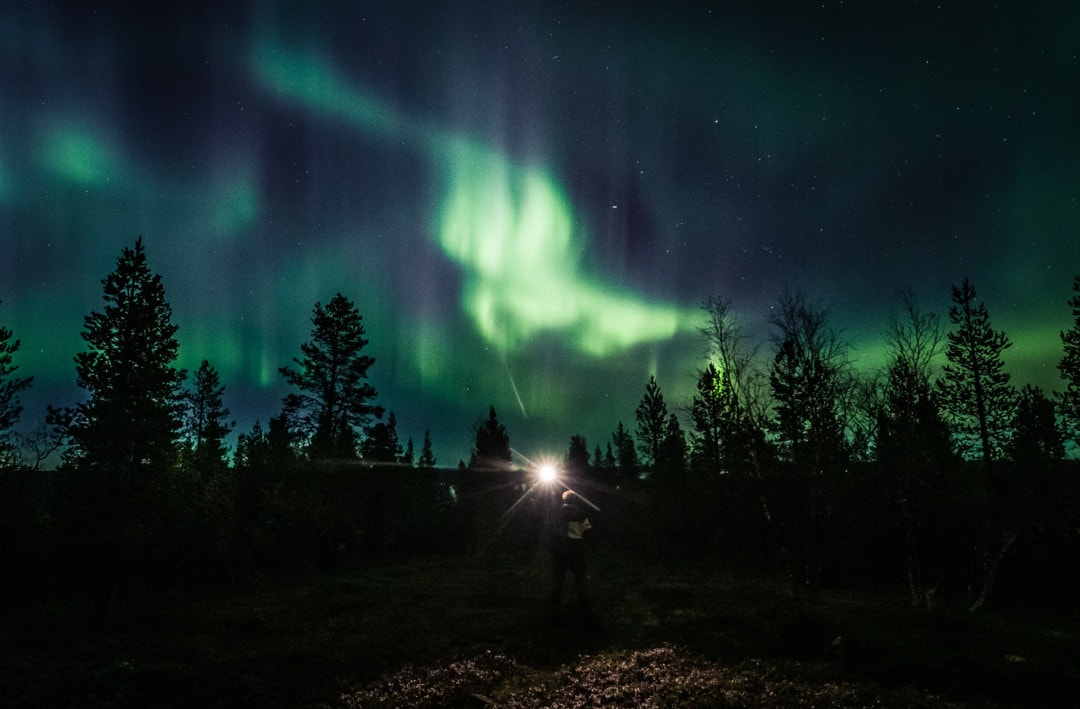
top-left (1, 1), bottom-right (1078, 466)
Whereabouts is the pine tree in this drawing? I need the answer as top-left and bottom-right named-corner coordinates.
top-left (689, 363), bottom-right (726, 476)
top-left (280, 293), bottom-right (383, 460)
top-left (183, 360), bottom-right (234, 476)
top-left (589, 444), bottom-right (616, 479)
top-left (53, 237), bottom-right (186, 473)
top-left (361, 410), bottom-right (403, 463)
top-left (235, 416), bottom-right (296, 472)
top-left (233, 420), bottom-right (265, 471)
top-left (611, 421), bottom-right (637, 478)
top-left (265, 412), bottom-right (297, 465)
top-left (0, 305), bottom-right (32, 463)
top-left (1009, 385), bottom-right (1064, 463)
top-left (1058, 275), bottom-right (1080, 447)
top-left (565, 434), bottom-right (590, 480)
top-left (635, 375), bottom-right (668, 472)
top-left (603, 443), bottom-right (616, 471)
top-left (468, 406), bottom-right (511, 471)
top-left (659, 412), bottom-right (687, 478)
top-left (937, 278), bottom-right (1015, 464)
top-left (417, 429), bottom-right (437, 470)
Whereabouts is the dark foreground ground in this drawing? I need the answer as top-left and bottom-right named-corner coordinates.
top-left (2, 551), bottom-right (1077, 707)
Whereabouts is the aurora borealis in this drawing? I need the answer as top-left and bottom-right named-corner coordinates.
top-left (1, 1), bottom-right (1078, 465)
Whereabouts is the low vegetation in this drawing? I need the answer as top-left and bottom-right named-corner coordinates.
top-left (3, 550), bottom-right (1076, 707)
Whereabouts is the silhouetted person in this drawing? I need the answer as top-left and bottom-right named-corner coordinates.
top-left (549, 489), bottom-right (592, 610)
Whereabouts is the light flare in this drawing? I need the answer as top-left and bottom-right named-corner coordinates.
top-left (538, 463), bottom-right (558, 484)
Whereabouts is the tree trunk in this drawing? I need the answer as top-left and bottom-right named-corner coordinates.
top-left (968, 532), bottom-right (1017, 613)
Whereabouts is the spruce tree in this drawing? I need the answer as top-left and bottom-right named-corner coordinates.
top-left (611, 421), bottom-right (637, 478)
top-left (937, 278), bottom-right (1015, 464)
top-left (233, 420), bottom-right (265, 471)
top-left (280, 293), bottom-right (383, 460)
top-left (183, 359), bottom-right (234, 475)
top-left (0, 305), bottom-right (32, 462)
top-left (689, 363), bottom-right (726, 476)
top-left (660, 412), bottom-right (687, 478)
top-left (565, 434), bottom-right (590, 480)
top-left (1010, 385), bottom-right (1064, 463)
top-left (417, 429), bottom-right (437, 470)
top-left (360, 410), bottom-right (403, 463)
top-left (55, 237), bottom-right (186, 473)
top-left (235, 416), bottom-right (296, 472)
top-left (1058, 275), bottom-right (1080, 447)
top-left (468, 406), bottom-right (511, 471)
top-left (635, 375), bottom-right (668, 472)
top-left (265, 412), bottom-right (298, 466)
top-left (590, 444), bottom-right (617, 479)
top-left (602, 443), bottom-right (617, 473)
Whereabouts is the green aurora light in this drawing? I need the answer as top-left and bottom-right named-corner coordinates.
top-left (252, 44), bottom-right (700, 363)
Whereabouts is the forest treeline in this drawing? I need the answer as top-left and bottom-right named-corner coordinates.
top-left (1, 237), bottom-right (1079, 619)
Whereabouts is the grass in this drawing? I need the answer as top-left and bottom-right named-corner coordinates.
top-left (2, 549), bottom-right (1077, 707)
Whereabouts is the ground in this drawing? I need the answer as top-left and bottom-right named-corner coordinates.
top-left (2, 551), bottom-right (1076, 707)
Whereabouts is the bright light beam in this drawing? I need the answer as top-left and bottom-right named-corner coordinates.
top-left (562, 486), bottom-right (602, 512)
top-left (538, 464), bottom-right (558, 483)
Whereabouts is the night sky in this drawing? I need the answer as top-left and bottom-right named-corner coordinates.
top-left (1, 1), bottom-right (1077, 466)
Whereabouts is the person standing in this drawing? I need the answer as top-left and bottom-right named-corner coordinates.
top-left (549, 489), bottom-right (592, 610)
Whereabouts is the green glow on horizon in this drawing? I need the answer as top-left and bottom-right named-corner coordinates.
top-left (1000, 318), bottom-right (1070, 392)
top-left (252, 44), bottom-right (699, 359)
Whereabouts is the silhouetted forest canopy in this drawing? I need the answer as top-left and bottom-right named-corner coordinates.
top-left (1, 238), bottom-right (1079, 621)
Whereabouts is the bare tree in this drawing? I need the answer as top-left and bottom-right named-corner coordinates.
top-left (699, 295), bottom-right (769, 425)
top-left (768, 287), bottom-right (849, 469)
top-left (875, 291), bottom-right (958, 608)
top-left (767, 287), bottom-right (851, 592)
